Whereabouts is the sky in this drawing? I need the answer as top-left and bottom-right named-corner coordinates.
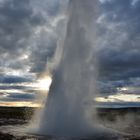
top-left (0, 0), bottom-right (140, 107)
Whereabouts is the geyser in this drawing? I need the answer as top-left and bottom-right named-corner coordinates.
top-left (36, 0), bottom-right (99, 137)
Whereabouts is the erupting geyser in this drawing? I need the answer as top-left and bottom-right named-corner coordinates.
top-left (35, 0), bottom-right (101, 137)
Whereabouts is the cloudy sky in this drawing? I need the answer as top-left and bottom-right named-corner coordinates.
top-left (0, 0), bottom-right (140, 107)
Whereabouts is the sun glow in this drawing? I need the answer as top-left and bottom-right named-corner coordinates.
top-left (0, 101), bottom-right (41, 107)
top-left (36, 76), bottom-right (52, 91)
top-left (95, 94), bottom-right (140, 103)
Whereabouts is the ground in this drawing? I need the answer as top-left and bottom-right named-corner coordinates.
top-left (0, 107), bottom-right (139, 140)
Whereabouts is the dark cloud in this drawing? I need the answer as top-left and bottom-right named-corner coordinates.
top-left (0, 0), bottom-right (59, 74)
top-left (97, 0), bottom-right (140, 82)
top-left (0, 0), bottom-right (68, 75)
top-left (95, 0), bottom-right (140, 94)
top-left (98, 49), bottom-right (140, 80)
top-left (0, 0), bottom-right (44, 54)
top-left (8, 93), bottom-right (35, 101)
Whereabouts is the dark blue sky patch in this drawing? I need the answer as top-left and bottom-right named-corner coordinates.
top-left (0, 75), bottom-right (32, 84)
top-left (0, 93), bottom-right (36, 102)
top-left (8, 93), bottom-right (35, 100)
